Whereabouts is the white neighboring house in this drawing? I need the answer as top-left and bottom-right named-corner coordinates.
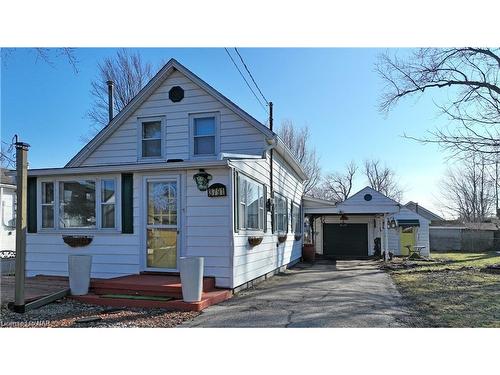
top-left (24, 59), bottom-right (306, 290)
top-left (1, 168), bottom-right (16, 253)
top-left (304, 186), bottom-right (430, 257)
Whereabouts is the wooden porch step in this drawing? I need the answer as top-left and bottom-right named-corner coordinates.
top-left (91, 274), bottom-right (215, 298)
top-left (70, 289), bottom-right (232, 312)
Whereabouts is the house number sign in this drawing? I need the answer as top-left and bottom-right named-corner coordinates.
top-left (207, 183), bottom-right (227, 197)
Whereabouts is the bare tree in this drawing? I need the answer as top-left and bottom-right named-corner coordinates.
top-left (315, 161), bottom-right (357, 202)
top-left (1, 48), bottom-right (79, 165)
top-left (440, 155), bottom-right (495, 221)
top-left (376, 48), bottom-right (500, 160)
top-left (364, 159), bottom-right (404, 201)
top-left (0, 142), bottom-right (16, 169)
top-left (86, 49), bottom-right (153, 135)
top-left (1, 48), bottom-right (78, 73)
top-left (277, 120), bottom-right (321, 194)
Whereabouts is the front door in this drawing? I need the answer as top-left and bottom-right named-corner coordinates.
top-left (400, 227), bottom-right (416, 256)
top-left (145, 178), bottom-right (179, 270)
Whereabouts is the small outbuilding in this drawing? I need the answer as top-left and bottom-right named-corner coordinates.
top-left (303, 187), bottom-right (430, 258)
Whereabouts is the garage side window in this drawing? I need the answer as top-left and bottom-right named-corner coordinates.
top-left (274, 193), bottom-right (288, 233)
top-left (236, 173), bottom-right (265, 231)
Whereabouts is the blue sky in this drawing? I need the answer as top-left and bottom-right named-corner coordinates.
top-left (1, 48), bottom-right (453, 214)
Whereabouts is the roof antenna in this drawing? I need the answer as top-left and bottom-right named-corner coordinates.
top-left (107, 80), bottom-right (114, 123)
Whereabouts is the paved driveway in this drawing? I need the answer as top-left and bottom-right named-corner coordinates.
top-left (185, 259), bottom-right (417, 327)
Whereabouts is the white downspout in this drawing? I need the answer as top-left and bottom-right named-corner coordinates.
top-left (384, 213), bottom-right (389, 261)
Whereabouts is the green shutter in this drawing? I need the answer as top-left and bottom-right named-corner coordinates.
top-left (121, 173), bottom-right (134, 234)
top-left (27, 176), bottom-right (37, 233)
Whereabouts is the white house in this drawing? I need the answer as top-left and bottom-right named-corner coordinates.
top-left (304, 187), bottom-right (430, 258)
top-left (24, 59), bottom-right (306, 290)
top-left (1, 168), bottom-right (16, 253)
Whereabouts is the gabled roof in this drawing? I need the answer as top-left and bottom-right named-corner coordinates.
top-left (304, 186), bottom-right (402, 215)
top-left (404, 201), bottom-right (444, 222)
top-left (66, 58), bottom-right (281, 168)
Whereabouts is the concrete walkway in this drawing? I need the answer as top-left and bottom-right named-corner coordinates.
top-left (185, 259), bottom-right (416, 328)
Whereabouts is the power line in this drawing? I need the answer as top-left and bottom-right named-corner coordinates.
top-left (224, 48), bottom-right (268, 114)
top-left (234, 48), bottom-right (269, 104)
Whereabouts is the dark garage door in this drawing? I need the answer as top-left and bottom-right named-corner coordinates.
top-left (323, 223), bottom-right (368, 258)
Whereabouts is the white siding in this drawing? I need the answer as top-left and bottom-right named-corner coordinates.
top-left (231, 152), bottom-right (304, 288)
top-left (1, 186), bottom-right (16, 252)
top-left (81, 70), bottom-right (267, 166)
top-left (25, 167), bottom-right (235, 287)
top-left (26, 174), bottom-right (141, 279)
top-left (183, 168), bottom-right (233, 288)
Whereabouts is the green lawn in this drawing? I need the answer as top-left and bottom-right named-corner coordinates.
top-left (387, 251), bottom-right (500, 327)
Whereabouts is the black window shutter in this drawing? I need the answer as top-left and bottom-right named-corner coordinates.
top-left (27, 176), bottom-right (37, 233)
top-left (121, 173), bottom-right (134, 234)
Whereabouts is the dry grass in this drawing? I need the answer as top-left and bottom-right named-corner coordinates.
top-left (388, 251), bottom-right (500, 327)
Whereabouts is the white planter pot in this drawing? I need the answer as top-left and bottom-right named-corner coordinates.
top-left (68, 255), bottom-right (92, 296)
top-left (179, 257), bottom-right (204, 302)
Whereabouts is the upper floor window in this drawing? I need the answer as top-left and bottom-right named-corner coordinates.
top-left (140, 119), bottom-right (163, 158)
top-left (190, 113), bottom-right (219, 157)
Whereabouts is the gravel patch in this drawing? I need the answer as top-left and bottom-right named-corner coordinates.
top-left (0, 298), bottom-right (199, 328)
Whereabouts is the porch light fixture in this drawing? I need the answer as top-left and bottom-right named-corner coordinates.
top-left (193, 169), bottom-right (212, 191)
top-left (389, 218), bottom-right (397, 229)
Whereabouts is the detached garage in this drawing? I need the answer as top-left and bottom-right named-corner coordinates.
top-left (304, 187), bottom-right (430, 259)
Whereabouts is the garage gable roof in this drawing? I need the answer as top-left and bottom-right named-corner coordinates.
top-left (304, 186), bottom-right (402, 215)
top-left (333, 186), bottom-right (401, 214)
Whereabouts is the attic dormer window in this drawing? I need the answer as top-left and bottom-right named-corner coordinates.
top-left (139, 117), bottom-right (164, 159)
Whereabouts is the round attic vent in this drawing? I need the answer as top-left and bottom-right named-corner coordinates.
top-left (364, 193), bottom-right (372, 201)
top-left (169, 86), bottom-right (184, 102)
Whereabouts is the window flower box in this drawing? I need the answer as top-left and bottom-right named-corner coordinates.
top-left (248, 236), bottom-right (263, 247)
top-left (63, 235), bottom-right (93, 248)
top-left (277, 233), bottom-right (287, 243)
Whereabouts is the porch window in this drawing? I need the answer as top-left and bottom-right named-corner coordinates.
top-left (101, 179), bottom-right (116, 228)
top-left (237, 173), bottom-right (265, 231)
top-left (141, 120), bottom-right (162, 158)
top-left (191, 113), bottom-right (218, 157)
top-left (59, 180), bottom-right (96, 228)
top-left (41, 182), bottom-right (54, 228)
top-left (274, 193), bottom-right (288, 233)
top-left (291, 202), bottom-right (302, 234)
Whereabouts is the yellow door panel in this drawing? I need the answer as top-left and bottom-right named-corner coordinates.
top-left (400, 227), bottom-right (416, 256)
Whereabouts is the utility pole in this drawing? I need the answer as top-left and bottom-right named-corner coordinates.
top-left (13, 139), bottom-right (30, 313)
top-left (269, 102), bottom-right (274, 232)
top-left (496, 155), bottom-right (499, 218)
